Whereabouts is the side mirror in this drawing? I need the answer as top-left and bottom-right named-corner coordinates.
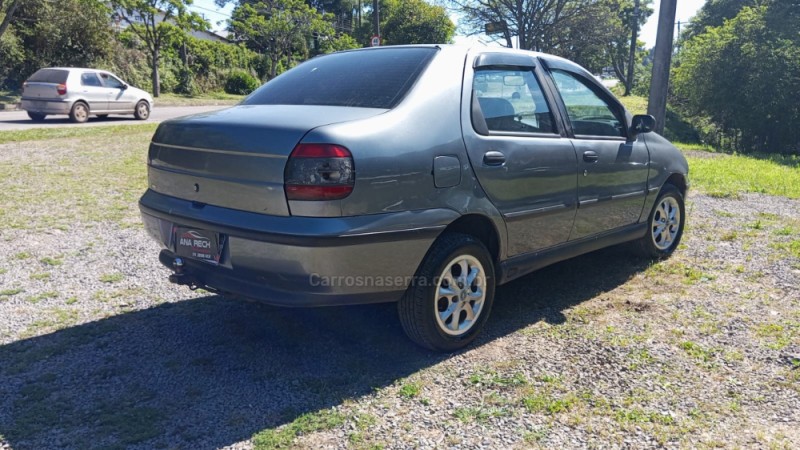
top-left (630, 114), bottom-right (656, 137)
top-left (121, 83), bottom-right (128, 90)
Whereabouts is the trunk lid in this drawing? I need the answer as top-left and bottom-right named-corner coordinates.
top-left (147, 104), bottom-right (385, 216)
top-left (23, 83), bottom-right (61, 99)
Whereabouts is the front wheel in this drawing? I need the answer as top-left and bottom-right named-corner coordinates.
top-left (134, 100), bottom-right (150, 120)
top-left (398, 233), bottom-right (495, 352)
top-left (634, 184), bottom-right (686, 258)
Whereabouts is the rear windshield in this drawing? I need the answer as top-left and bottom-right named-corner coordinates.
top-left (27, 69), bottom-right (69, 84)
top-left (243, 48), bottom-right (438, 109)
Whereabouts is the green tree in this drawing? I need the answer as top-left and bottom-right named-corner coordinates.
top-left (605, 0), bottom-right (652, 94)
top-left (318, 32), bottom-right (359, 53)
top-left (2, 0), bottom-right (114, 89)
top-left (229, 0), bottom-right (333, 79)
top-left (380, 0), bottom-right (454, 45)
top-left (450, 0), bottom-right (597, 51)
top-left (451, 0), bottom-right (652, 87)
top-left (353, 0), bottom-right (454, 46)
top-left (674, 3), bottom-right (800, 155)
top-left (683, 0), bottom-right (758, 39)
top-left (110, 0), bottom-right (209, 97)
top-left (0, 0), bottom-right (20, 40)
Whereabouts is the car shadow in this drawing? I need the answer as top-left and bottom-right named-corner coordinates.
top-left (0, 246), bottom-right (650, 449)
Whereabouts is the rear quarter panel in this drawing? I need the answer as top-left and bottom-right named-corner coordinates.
top-left (301, 46), bottom-right (510, 258)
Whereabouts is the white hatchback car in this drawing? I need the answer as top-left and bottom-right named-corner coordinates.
top-left (21, 68), bottom-right (153, 123)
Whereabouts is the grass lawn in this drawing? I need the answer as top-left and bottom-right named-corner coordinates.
top-left (153, 92), bottom-right (245, 107)
top-left (681, 148), bottom-right (800, 199)
top-left (0, 123), bottom-right (158, 145)
top-left (617, 94), bottom-right (648, 115)
top-left (616, 95), bottom-right (800, 199)
top-left (0, 125), bottom-right (155, 230)
top-left (0, 90), bottom-right (243, 108)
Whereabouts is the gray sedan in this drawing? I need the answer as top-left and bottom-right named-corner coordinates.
top-left (139, 45), bottom-right (688, 351)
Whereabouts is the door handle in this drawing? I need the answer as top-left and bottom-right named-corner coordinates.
top-left (583, 151), bottom-right (599, 162)
top-left (483, 151), bottom-right (506, 166)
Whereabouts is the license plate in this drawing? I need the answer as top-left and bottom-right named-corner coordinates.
top-left (175, 227), bottom-right (222, 264)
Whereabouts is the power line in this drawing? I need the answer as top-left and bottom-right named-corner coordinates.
top-left (189, 3), bottom-right (232, 19)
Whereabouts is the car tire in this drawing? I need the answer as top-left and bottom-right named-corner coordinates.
top-left (96, 114), bottom-right (109, 119)
top-left (27, 112), bottom-right (46, 122)
top-left (134, 100), bottom-right (150, 120)
top-left (634, 184), bottom-right (685, 259)
top-left (398, 232), bottom-right (496, 352)
top-left (69, 102), bottom-right (89, 123)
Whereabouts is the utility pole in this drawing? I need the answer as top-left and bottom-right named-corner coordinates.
top-left (625, 0), bottom-right (640, 96)
top-left (647, 0), bottom-right (677, 134)
top-left (372, 0), bottom-right (379, 39)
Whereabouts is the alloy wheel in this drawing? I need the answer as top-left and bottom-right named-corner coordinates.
top-left (435, 255), bottom-right (486, 336)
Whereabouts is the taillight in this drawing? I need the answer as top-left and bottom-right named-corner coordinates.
top-left (285, 143), bottom-right (354, 201)
top-left (23, 81), bottom-right (29, 89)
top-left (56, 84), bottom-right (67, 95)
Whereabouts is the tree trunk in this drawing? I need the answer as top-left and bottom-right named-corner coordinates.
top-left (270, 54), bottom-right (279, 79)
top-left (0, 0), bottom-right (20, 40)
top-left (151, 48), bottom-right (161, 97)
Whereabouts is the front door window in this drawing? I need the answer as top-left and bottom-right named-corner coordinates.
top-left (550, 70), bottom-right (626, 138)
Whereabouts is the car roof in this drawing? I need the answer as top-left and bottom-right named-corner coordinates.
top-left (39, 68), bottom-right (113, 73)
top-left (332, 44), bottom-right (588, 75)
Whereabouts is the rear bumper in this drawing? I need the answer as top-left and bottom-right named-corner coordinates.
top-left (139, 189), bottom-right (457, 306)
top-left (20, 98), bottom-right (71, 114)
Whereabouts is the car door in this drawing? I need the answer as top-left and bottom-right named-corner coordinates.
top-left (99, 72), bottom-right (135, 112)
top-left (462, 52), bottom-right (578, 257)
top-left (545, 67), bottom-right (649, 240)
top-left (79, 72), bottom-right (110, 112)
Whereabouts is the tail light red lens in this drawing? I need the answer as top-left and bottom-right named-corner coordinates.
top-left (285, 144), bottom-right (355, 201)
top-left (56, 84), bottom-right (67, 95)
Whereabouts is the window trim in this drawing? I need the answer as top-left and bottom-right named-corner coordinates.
top-left (470, 65), bottom-right (562, 138)
top-left (544, 67), bottom-right (630, 141)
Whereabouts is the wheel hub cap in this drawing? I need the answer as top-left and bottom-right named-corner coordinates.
top-left (651, 196), bottom-right (681, 250)
top-left (435, 255), bottom-right (486, 336)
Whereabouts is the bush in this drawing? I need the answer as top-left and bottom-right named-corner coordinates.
top-left (224, 71), bottom-right (260, 95)
top-left (175, 65), bottom-right (196, 95)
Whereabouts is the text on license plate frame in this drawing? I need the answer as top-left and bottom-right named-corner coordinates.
top-left (174, 227), bottom-right (222, 264)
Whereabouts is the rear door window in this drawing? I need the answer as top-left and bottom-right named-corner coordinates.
top-left (27, 69), bottom-right (69, 84)
top-left (473, 68), bottom-right (557, 134)
top-left (243, 48), bottom-right (437, 109)
top-left (81, 72), bottom-right (103, 87)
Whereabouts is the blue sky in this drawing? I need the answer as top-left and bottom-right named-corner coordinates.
top-left (190, 0), bottom-right (706, 48)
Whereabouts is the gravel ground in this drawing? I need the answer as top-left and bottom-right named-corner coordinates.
top-left (1, 139), bottom-right (799, 449)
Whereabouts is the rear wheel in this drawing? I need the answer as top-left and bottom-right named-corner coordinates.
top-left (398, 233), bottom-right (495, 352)
top-left (69, 102), bottom-right (89, 123)
top-left (27, 112), bottom-right (46, 122)
top-left (634, 184), bottom-right (685, 258)
top-left (134, 100), bottom-right (150, 120)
